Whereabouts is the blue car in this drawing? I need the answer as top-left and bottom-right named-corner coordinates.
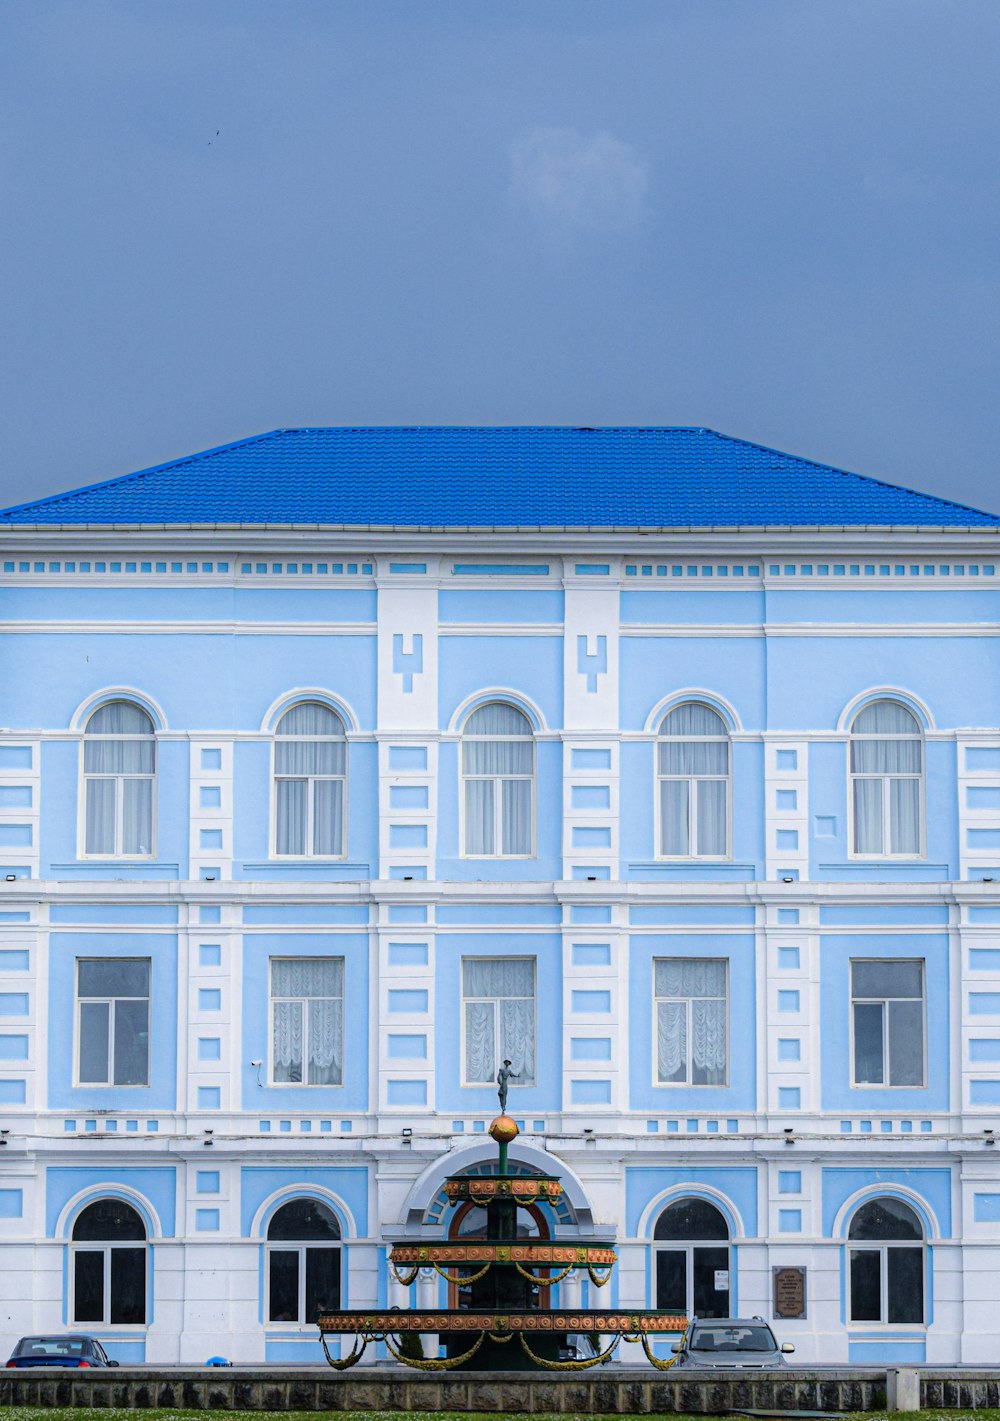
top-left (5, 1335), bottom-right (119, 1368)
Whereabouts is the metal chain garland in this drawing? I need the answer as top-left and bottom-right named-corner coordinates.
top-left (640, 1329), bottom-right (685, 1371)
top-left (382, 1329), bottom-right (487, 1371)
top-left (587, 1265), bottom-right (613, 1287)
top-left (517, 1330), bottom-right (622, 1370)
top-left (320, 1331), bottom-right (373, 1370)
top-left (389, 1263), bottom-right (421, 1287)
top-left (512, 1260), bottom-right (578, 1286)
top-left (431, 1260), bottom-right (494, 1285)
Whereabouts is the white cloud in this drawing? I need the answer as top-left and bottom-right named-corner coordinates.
top-left (508, 126), bottom-right (649, 234)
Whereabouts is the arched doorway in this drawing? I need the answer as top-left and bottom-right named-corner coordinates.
top-left (266, 1198), bottom-right (342, 1324)
top-left (848, 1196), bottom-right (925, 1324)
top-left (654, 1197), bottom-right (731, 1318)
top-left (447, 1200), bottom-right (550, 1308)
top-left (71, 1198), bottom-right (147, 1326)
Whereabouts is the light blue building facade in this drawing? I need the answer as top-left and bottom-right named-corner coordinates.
top-left (0, 426), bottom-right (999, 1365)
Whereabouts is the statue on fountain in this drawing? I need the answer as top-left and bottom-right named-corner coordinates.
top-left (496, 1058), bottom-right (518, 1112)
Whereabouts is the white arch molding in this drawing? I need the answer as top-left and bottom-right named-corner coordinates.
top-left (831, 1183), bottom-right (940, 1241)
top-left (70, 687), bottom-right (168, 732)
top-left (396, 1138), bottom-right (599, 1233)
top-left (643, 690), bottom-right (742, 736)
top-left (837, 687), bottom-right (935, 733)
top-left (55, 1184), bottom-right (163, 1241)
top-left (260, 689), bottom-right (360, 735)
top-left (447, 688), bottom-right (548, 736)
top-left (249, 1183), bottom-right (358, 1241)
top-left (635, 1183), bottom-right (745, 1241)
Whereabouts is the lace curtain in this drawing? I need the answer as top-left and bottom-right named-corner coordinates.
top-left (658, 705), bottom-right (729, 857)
top-left (851, 702), bottom-right (921, 854)
top-left (272, 958), bottom-right (344, 1085)
top-left (463, 703), bottom-right (533, 855)
top-left (275, 703), bottom-right (346, 855)
top-left (83, 701), bottom-right (155, 855)
top-left (463, 958), bottom-right (536, 1085)
top-left (655, 959), bottom-right (727, 1085)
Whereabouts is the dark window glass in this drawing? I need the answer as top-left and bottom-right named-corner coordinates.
top-left (79, 1001), bottom-right (110, 1083)
top-left (110, 1247), bottom-right (146, 1324)
top-left (692, 1245), bottom-right (730, 1318)
top-left (268, 1250), bottom-right (299, 1322)
top-left (72, 1199), bottom-right (146, 1241)
top-left (850, 1249), bottom-right (881, 1321)
top-left (654, 1198), bottom-right (729, 1241)
top-left (267, 1199), bottom-right (341, 1241)
top-left (655, 1250), bottom-right (686, 1311)
top-left (73, 1251), bottom-right (104, 1323)
top-left (848, 1198), bottom-right (922, 1241)
top-left (888, 1247), bottom-right (924, 1324)
top-left (305, 1248), bottom-right (341, 1322)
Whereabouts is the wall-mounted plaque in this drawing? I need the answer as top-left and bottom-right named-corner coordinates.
top-left (772, 1265), bottom-right (807, 1319)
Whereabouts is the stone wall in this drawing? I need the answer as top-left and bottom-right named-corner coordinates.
top-left (2, 1366), bottom-right (999, 1412)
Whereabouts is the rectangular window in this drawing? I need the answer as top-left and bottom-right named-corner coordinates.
top-left (270, 958), bottom-right (344, 1085)
top-left (462, 957), bottom-right (536, 1086)
top-left (654, 958), bottom-right (727, 1086)
top-left (77, 959), bottom-right (150, 1086)
top-left (851, 959), bottom-right (925, 1087)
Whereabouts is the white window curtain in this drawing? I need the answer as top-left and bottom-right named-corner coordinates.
top-left (463, 957), bottom-right (536, 1085)
top-left (850, 700), bottom-right (922, 856)
top-left (271, 957), bottom-right (344, 1085)
top-left (77, 958), bottom-right (151, 1086)
top-left (274, 703), bottom-right (346, 857)
top-left (657, 703), bottom-right (729, 857)
top-left (655, 958), bottom-right (727, 1085)
top-left (83, 701), bottom-right (155, 856)
top-left (462, 702), bottom-right (534, 856)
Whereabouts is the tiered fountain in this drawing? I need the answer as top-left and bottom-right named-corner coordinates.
top-left (319, 1092), bottom-right (685, 1371)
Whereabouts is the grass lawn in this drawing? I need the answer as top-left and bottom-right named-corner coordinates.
top-left (3, 1411), bottom-right (1000, 1421)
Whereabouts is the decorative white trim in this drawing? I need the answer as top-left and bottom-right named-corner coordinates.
top-left (250, 1184), bottom-right (357, 1240)
top-left (831, 1183), bottom-right (939, 1241)
top-left (70, 688), bottom-right (168, 733)
top-left (56, 1183), bottom-right (163, 1241)
top-left (447, 688), bottom-right (548, 736)
top-left (635, 1182), bottom-right (745, 1240)
top-left (259, 690), bottom-right (360, 736)
top-left (837, 688), bottom-right (936, 734)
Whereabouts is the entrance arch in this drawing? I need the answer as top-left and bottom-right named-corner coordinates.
top-left (653, 1196), bottom-right (731, 1318)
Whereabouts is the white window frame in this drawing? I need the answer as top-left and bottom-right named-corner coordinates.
top-left (653, 1240), bottom-right (733, 1313)
top-left (655, 705), bottom-right (731, 860)
top-left (74, 958), bottom-right (151, 1088)
top-left (652, 957), bottom-right (729, 1087)
top-left (848, 703), bottom-right (925, 859)
top-left (269, 704), bottom-right (348, 860)
top-left (69, 1241), bottom-right (149, 1327)
top-left (847, 1240), bottom-right (926, 1327)
top-left (459, 705), bottom-right (536, 859)
top-left (79, 702), bottom-right (157, 860)
top-left (268, 956), bottom-right (345, 1088)
top-left (460, 955), bottom-right (537, 1087)
top-left (849, 958), bottom-right (926, 1089)
top-left (264, 1239), bottom-right (342, 1325)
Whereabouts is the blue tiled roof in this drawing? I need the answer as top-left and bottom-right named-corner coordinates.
top-left (2, 427), bottom-right (996, 527)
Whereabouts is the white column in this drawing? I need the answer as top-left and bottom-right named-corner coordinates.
top-left (562, 566), bottom-right (621, 882)
top-left (376, 563), bottom-right (440, 880)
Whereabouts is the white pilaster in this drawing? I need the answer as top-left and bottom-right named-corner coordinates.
top-left (188, 738), bottom-right (233, 882)
top-left (562, 570), bottom-right (621, 881)
top-left (764, 739), bottom-right (809, 882)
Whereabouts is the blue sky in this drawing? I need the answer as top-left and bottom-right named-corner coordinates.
top-left (1, 0), bottom-right (998, 512)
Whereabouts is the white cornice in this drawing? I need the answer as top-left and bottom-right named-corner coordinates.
top-left (2, 525), bottom-right (999, 555)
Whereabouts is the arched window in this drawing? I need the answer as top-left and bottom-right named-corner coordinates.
top-left (83, 701), bottom-right (156, 856)
top-left (654, 1197), bottom-right (730, 1318)
top-left (461, 703), bottom-right (534, 857)
top-left (273, 703), bottom-right (346, 857)
top-left (850, 700), bottom-right (923, 856)
top-left (657, 703), bottom-right (730, 858)
top-left (266, 1198), bottom-right (342, 1323)
top-left (848, 1197), bottom-right (924, 1324)
top-left (71, 1198), bottom-right (147, 1326)
top-left (448, 1201), bottom-right (548, 1308)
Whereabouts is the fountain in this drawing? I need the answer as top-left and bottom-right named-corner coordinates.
top-left (318, 1110), bottom-right (686, 1372)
